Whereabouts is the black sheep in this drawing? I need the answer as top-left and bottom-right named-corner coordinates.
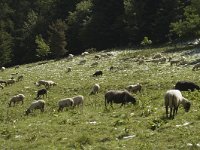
top-left (175, 81), bottom-right (200, 92)
top-left (105, 90), bottom-right (136, 107)
top-left (93, 70), bottom-right (103, 77)
top-left (36, 88), bottom-right (47, 99)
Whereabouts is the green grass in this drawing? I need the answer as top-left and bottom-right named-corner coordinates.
top-left (1, 46), bottom-right (200, 149)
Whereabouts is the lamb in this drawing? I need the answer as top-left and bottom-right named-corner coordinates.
top-left (9, 94), bottom-right (25, 107)
top-left (90, 84), bottom-right (100, 95)
top-left (126, 83), bottom-right (142, 93)
top-left (93, 70), bottom-right (103, 77)
top-left (25, 100), bottom-right (45, 115)
top-left (192, 63), bottom-right (200, 71)
top-left (105, 90), bottom-right (136, 107)
top-left (58, 98), bottom-right (74, 111)
top-left (164, 89), bottom-right (191, 118)
top-left (175, 81), bottom-right (200, 92)
top-left (36, 88), bottom-right (47, 99)
top-left (72, 95), bottom-right (84, 107)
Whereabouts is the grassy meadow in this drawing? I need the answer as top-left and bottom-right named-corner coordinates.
top-left (1, 46), bottom-right (200, 149)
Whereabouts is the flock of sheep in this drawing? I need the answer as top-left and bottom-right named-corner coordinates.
top-left (0, 50), bottom-right (200, 119)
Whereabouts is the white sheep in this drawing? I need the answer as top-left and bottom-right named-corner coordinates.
top-left (35, 80), bottom-right (47, 86)
top-left (164, 89), bottom-right (191, 119)
top-left (126, 83), bottom-right (142, 93)
top-left (58, 98), bottom-right (74, 111)
top-left (72, 95), bottom-right (84, 107)
top-left (90, 84), bottom-right (100, 95)
top-left (68, 54), bottom-right (74, 60)
top-left (81, 52), bottom-right (89, 56)
top-left (25, 100), bottom-right (45, 115)
top-left (192, 63), bottom-right (200, 71)
top-left (1, 67), bottom-right (5, 72)
top-left (9, 94), bottom-right (25, 107)
top-left (45, 80), bottom-right (57, 88)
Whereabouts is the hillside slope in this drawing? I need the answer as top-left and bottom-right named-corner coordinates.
top-left (1, 46), bottom-right (200, 149)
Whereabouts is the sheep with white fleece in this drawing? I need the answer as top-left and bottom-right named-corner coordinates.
top-left (126, 83), bottom-right (142, 93)
top-left (72, 95), bottom-right (84, 107)
top-left (25, 100), bottom-right (45, 115)
top-left (9, 94), bottom-right (25, 107)
top-left (164, 89), bottom-right (191, 119)
top-left (90, 84), bottom-right (100, 95)
top-left (58, 98), bottom-right (74, 111)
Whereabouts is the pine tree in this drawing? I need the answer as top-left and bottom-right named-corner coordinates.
top-left (48, 19), bottom-right (67, 58)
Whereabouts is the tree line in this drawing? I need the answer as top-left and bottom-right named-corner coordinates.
top-left (0, 0), bottom-right (199, 66)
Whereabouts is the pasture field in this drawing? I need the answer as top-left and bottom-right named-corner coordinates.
top-left (1, 46), bottom-right (200, 149)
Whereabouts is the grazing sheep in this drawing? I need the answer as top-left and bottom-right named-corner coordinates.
top-left (90, 84), bottom-right (100, 95)
top-left (68, 54), bottom-right (74, 60)
top-left (72, 95), bottom-right (84, 107)
top-left (17, 75), bottom-right (24, 81)
top-left (153, 53), bottom-right (162, 59)
top-left (58, 98), bottom-right (74, 111)
top-left (9, 94), bottom-right (25, 107)
top-left (95, 55), bottom-right (101, 59)
top-left (0, 80), bottom-right (7, 86)
top-left (25, 100), bottom-right (45, 115)
top-left (126, 83), bottom-right (142, 93)
top-left (15, 65), bottom-right (20, 69)
top-left (36, 89), bottom-right (47, 98)
top-left (138, 59), bottom-right (145, 65)
top-left (93, 70), bottom-right (103, 77)
top-left (1, 67), bottom-right (5, 72)
top-left (192, 63), bottom-right (200, 71)
top-left (175, 81), bottom-right (200, 92)
top-left (110, 66), bottom-right (114, 71)
top-left (35, 80), bottom-right (47, 87)
top-left (105, 90), bottom-right (136, 107)
top-left (81, 52), bottom-right (89, 56)
top-left (170, 59), bottom-right (180, 66)
top-left (45, 80), bottom-right (57, 88)
top-left (6, 79), bottom-right (16, 85)
top-left (91, 62), bottom-right (98, 67)
top-left (79, 59), bottom-right (86, 65)
top-left (67, 67), bottom-right (72, 72)
top-left (164, 89), bottom-right (191, 118)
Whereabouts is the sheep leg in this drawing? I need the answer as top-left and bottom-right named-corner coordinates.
top-left (169, 108), bottom-right (173, 118)
top-left (175, 107), bottom-right (178, 114)
top-left (166, 106), bottom-right (169, 118)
